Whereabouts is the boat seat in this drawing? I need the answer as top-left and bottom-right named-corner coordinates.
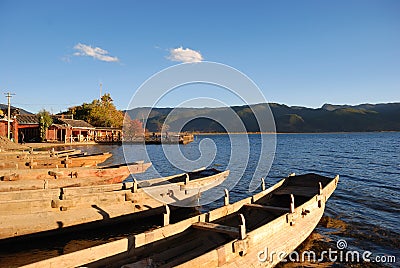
top-left (192, 222), bottom-right (240, 237)
top-left (244, 203), bottom-right (290, 213)
top-left (273, 186), bottom-right (317, 197)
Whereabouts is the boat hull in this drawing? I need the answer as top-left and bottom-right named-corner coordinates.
top-left (0, 169), bottom-right (229, 240)
top-left (18, 173), bottom-right (338, 268)
top-left (141, 169), bottom-right (229, 207)
top-left (0, 162), bottom-right (152, 183)
top-left (0, 149), bottom-right (82, 160)
top-left (178, 174), bottom-right (339, 268)
top-left (0, 153), bottom-right (112, 169)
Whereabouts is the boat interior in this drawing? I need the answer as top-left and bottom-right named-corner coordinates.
top-left (142, 168), bottom-right (221, 187)
top-left (87, 173), bottom-right (335, 268)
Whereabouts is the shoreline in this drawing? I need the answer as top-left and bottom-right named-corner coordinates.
top-left (3, 130), bottom-right (398, 151)
top-left (194, 130), bottom-right (400, 135)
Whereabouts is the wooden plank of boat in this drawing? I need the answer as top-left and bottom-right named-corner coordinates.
top-left (0, 188), bottom-right (61, 201)
top-left (0, 182), bottom-right (137, 202)
top-left (58, 181), bottom-right (134, 196)
top-left (0, 149), bottom-right (82, 160)
top-left (135, 167), bottom-right (206, 187)
top-left (0, 171), bottom-right (133, 192)
top-left (55, 167), bottom-right (208, 197)
top-left (0, 161), bottom-right (152, 182)
top-left (20, 173), bottom-right (338, 268)
top-left (0, 202), bottom-right (162, 240)
top-left (0, 169), bottom-right (228, 214)
top-left (136, 168), bottom-right (229, 206)
top-left (242, 203), bottom-right (291, 213)
top-left (0, 152), bottom-right (112, 169)
top-left (191, 222), bottom-right (241, 237)
top-left (53, 169), bottom-right (229, 211)
top-left (0, 169), bottom-right (229, 240)
top-left (0, 166), bottom-right (205, 198)
top-left (0, 166), bottom-right (207, 194)
top-left (0, 165), bottom-right (206, 198)
top-left (0, 182), bottom-right (135, 202)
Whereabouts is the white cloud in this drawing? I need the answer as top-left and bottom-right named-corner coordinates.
top-left (166, 47), bottom-right (203, 63)
top-left (73, 43), bottom-right (119, 62)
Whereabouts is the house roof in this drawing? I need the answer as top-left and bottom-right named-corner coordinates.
top-left (50, 123), bottom-right (67, 129)
top-left (0, 104), bottom-right (33, 115)
top-left (59, 119), bottom-right (94, 129)
top-left (16, 114), bottom-right (39, 125)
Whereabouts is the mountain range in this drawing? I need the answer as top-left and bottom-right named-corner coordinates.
top-left (126, 102), bottom-right (400, 133)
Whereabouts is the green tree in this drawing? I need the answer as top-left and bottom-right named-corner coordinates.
top-left (37, 109), bottom-right (53, 141)
top-left (67, 102), bottom-right (92, 122)
top-left (67, 94), bottom-right (124, 127)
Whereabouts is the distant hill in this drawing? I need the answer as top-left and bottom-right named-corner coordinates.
top-left (127, 102), bottom-right (400, 133)
top-left (0, 104), bottom-right (33, 115)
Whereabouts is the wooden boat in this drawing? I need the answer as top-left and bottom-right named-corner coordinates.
top-left (0, 152), bottom-right (112, 169)
top-left (0, 161), bottom-right (152, 182)
top-left (0, 168), bottom-right (229, 240)
top-left (21, 173), bottom-right (338, 268)
top-left (0, 149), bottom-right (82, 160)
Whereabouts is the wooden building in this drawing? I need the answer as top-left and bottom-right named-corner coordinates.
top-left (15, 114), bottom-right (40, 142)
top-left (0, 111), bottom-right (8, 137)
top-left (47, 118), bottom-right (95, 143)
top-left (0, 118), bottom-right (9, 138)
top-left (94, 127), bottom-right (122, 142)
top-left (1, 105), bottom-right (122, 144)
top-left (0, 106), bottom-right (20, 142)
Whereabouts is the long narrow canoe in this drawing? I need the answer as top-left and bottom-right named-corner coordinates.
top-left (0, 161), bottom-right (152, 182)
top-left (0, 168), bottom-right (229, 240)
top-left (21, 173), bottom-right (338, 268)
top-left (0, 161), bottom-right (152, 192)
top-left (0, 152), bottom-right (112, 169)
top-left (0, 149), bottom-right (82, 160)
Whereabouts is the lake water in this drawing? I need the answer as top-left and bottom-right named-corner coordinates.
top-left (1, 132), bottom-right (399, 267)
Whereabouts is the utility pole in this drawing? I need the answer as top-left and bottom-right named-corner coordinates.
top-left (4, 92), bottom-right (16, 140)
top-left (99, 83), bottom-right (102, 99)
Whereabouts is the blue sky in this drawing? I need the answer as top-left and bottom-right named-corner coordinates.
top-left (0, 0), bottom-right (399, 113)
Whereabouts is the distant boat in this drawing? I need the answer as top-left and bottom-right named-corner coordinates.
top-left (22, 173), bottom-right (338, 268)
top-left (124, 133), bottom-right (195, 145)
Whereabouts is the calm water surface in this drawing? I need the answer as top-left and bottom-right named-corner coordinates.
top-left (1, 132), bottom-right (399, 267)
